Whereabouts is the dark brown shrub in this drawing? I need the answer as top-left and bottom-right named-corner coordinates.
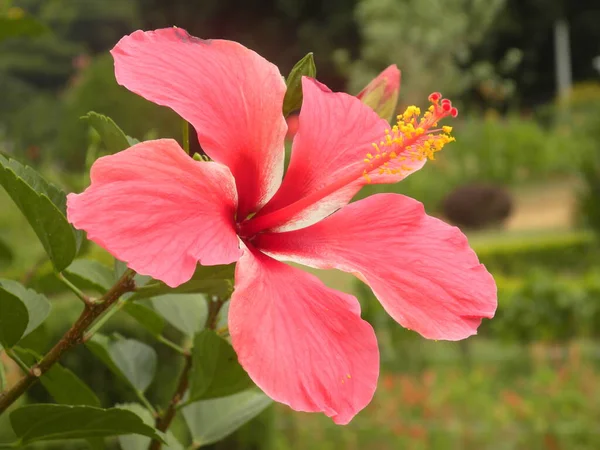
top-left (441, 183), bottom-right (513, 230)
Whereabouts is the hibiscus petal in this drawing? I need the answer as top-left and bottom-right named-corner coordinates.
top-left (111, 28), bottom-right (287, 218)
top-left (229, 246), bottom-right (379, 424)
top-left (67, 139), bottom-right (240, 288)
top-left (252, 78), bottom-right (423, 232)
top-left (253, 78), bottom-right (388, 231)
top-left (254, 194), bottom-right (497, 341)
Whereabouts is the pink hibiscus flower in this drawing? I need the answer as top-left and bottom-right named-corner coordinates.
top-left (67, 28), bottom-right (496, 424)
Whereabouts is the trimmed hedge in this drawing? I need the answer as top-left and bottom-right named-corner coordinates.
top-left (472, 230), bottom-right (599, 275)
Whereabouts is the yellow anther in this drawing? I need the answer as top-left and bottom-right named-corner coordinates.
top-left (366, 94), bottom-right (456, 179)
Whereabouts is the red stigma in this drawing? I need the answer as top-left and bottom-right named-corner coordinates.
top-left (428, 92), bottom-right (442, 102)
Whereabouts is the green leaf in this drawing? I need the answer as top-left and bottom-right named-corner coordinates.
top-left (123, 302), bottom-right (165, 337)
top-left (87, 335), bottom-right (157, 393)
top-left (0, 279), bottom-right (50, 338)
top-left (117, 403), bottom-right (183, 450)
top-left (282, 52), bottom-right (316, 117)
top-left (0, 287), bottom-right (28, 348)
top-left (0, 155), bottom-right (81, 271)
top-left (87, 438), bottom-right (106, 450)
top-left (0, 237), bottom-right (13, 269)
top-left (151, 294), bottom-right (207, 337)
top-left (14, 348), bottom-right (100, 407)
top-left (0, 14), bottom-right (49, 41)
top-left (182, 390), bottom-right (272, 447)
top-left (131, 264), bottom-right (234, 301)
top-left (189, 330), bottom-right (253, 401)
top-left (109, 339), bottom-right (157, 392)
top-left (86, 335), bottom-right (124, 378)
top-left (10, 404), bottom-right (164, 445)
top-left (64, 259), bottom-right (114, 293)
top-left (82, 112), bottom-right (131, 154)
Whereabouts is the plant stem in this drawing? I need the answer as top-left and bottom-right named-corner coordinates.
top-left (20, 255), bottom-right (46, 287)
top-left (3, 349), bottom-right (28, 373)
top-left (156, 336), bottom-right (188, 356)
top-left (0, 270), bottom-right (136, 416)
top-left (147, 298), bottom-right (225, 449)
top-left (206, 297), bottom-right (225, 330)
top-left (83, 297), bottom-right (128, 341)
top-left (0, 354), bottom-right (6, 391)
top-left (182, 120), bottom-right (190, 154)
top-left (148, 352), bottom-right (193, 450)
top-left (136, 389), bottom-right (158, 417)
top-left (57, 273), bottom-right (94, 306)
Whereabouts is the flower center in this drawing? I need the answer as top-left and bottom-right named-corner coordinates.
top-left (239, 93), bottom-right (457, 237)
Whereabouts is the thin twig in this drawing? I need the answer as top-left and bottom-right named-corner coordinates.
top-left (57, 273), bottom-right (94, 306)
top-left (0, 354), bottom-right (7, 391)
top-left (206, 297), bottom-right (225, 330)
top-left (156, 336), bottom-right (188, 356)
top-left (147, 297), bottom-right (225, 449)
top-left (148, 352), bottom-right (192, 450)
top-left (3, 349), bottom-right (29, 373)
top-left (0, 270), bottom-right (136, 416)
top-left (20, 255), bottom-right (47, 287)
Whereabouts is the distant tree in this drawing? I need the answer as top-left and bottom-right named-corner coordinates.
top-left (338, 0), bottom-right (515, 108)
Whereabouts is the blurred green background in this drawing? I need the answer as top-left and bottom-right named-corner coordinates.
top-left (1, 0), bottom-right (600, 448)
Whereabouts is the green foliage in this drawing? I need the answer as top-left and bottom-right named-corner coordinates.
top-left (107, 338), bottom-right (157, 393)
top-left (15, 348), bottom-right (100, 407)
top-left (0, 9), bottom-right (48, 42)
top-left (64, 259), bottom-right (115, 293)
top-left (132, 264), bottom-right (235, 301)
top-left (340, 0), bottom-right (514, 104)
top-left (0, 238), bottom-right (13, 270)
top-left (87, 335), bottom-right (157, 394)
top-left (150, 294), bottom-right (208, 337)
top-left (0, 154), bottom-right (81, 271)
top-left (189, 331), bottom-right (253, 402)
top-left (123, 302), bottom-right (165, 338)
top-left (0, 287), bottom-right (29, 348)
top-left (117, 403), bottom-right (183, 450)
top-left (449, 115), bottom-right (578, 183)
top-left (566, 83), bottom-right (600, 234)
top-left (485, 269), bottom-right (600, 342)
top-left (9, 404), bottom-right (164, 444)
top-left (274, 342), bottom-right (600, 450)
top-left (0, 278), bottom-right (50, 339)
top-left (82, 111), bottom-right (136, 155)
top-left (56, 54), bottom-right (180, 170)
top-left (283, 52), bottom-right (316, 117)
top-left (474, 231), bottom-right (599, 275)
top-left (182, 390), bottom-right (272, 447)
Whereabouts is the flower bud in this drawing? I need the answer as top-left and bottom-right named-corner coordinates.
top-left (357, 65), bottom-right (400, 121)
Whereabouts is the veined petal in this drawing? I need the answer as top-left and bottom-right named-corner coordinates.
top-left (229, 246), bottom-right (379, 424)
top-left (252, 78), bottom-right (387, 231)
top-left (67, 139), bottom-right (240, 288)
top-left (254, 194), bottom-right (497, 341)
top-left (243, 78), bottom-right (423, 235)
top-left (111, 28), bottom-right (287, 218)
